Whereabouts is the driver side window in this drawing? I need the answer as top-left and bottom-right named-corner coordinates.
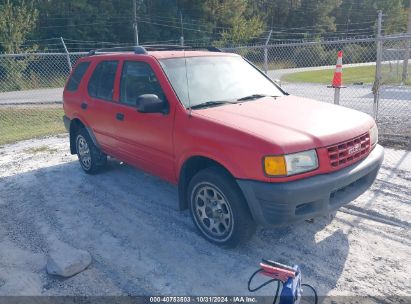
top-left (120, 61), bottom-right (165, 107)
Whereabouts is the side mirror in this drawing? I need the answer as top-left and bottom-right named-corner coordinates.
top-left (137, 94), bottom-right (168, 114)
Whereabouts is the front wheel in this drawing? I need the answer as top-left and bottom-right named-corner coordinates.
top-left (188, 167), bottom-right (256, 247)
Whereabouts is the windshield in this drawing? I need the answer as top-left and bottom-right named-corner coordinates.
top-left (159, 56), bottom-right (284, 108)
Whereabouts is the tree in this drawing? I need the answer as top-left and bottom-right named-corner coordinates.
top-left (34, 0), bottom-right (134, 47)
top-left (249, 0), bottom-right (294, 29)
top-left (217, 15), bottom-right (264, 46)
top-left (1, 0), bottom-right (409, 49)
top-left (0, 0), bottom-right (38, 53)
top-left (335, 0), bottom-right (407, 36)
top-left (288, 0), bottom-right (342, 35)
top-left (0, 0), bottom-right (39, 90)
top-left (199, 0), bottom-right (264, 46)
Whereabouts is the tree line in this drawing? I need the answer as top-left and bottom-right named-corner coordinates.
top-left (0, 0), bottom-right (409, 53)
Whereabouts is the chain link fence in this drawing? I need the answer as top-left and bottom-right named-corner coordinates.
top-left (225, 35), bottom-right (411, 149)
top-left (0, 36), bottom-right (410, 148)
top-left (377, 36), bottom-right (411, 147)
top-left (225, 38), bottom-right (377, 115)
top-left (0, 52), bottom-right (85, 103)
top-left (0, 52), bottom-right (86, 145)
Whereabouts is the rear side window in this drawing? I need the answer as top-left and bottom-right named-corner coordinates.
top-left (66, 62), bottom-right (90, 92)
top-left (88, 61), bottom-right (118, 101)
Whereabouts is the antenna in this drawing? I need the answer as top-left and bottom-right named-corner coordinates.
top-left (183, 50), bottom-right (192, 116)
top-left (180, 11), bottom-right (184, 47)
top-left (133, 0), bottom-right (139, 45)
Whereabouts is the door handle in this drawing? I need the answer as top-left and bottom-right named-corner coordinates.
top-left (116, 113), bottom-right (124, 121)
top-left (81, 102), bottom-right (88, 110)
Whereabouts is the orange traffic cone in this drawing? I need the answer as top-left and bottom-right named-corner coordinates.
top-left (332, 51), bottom-right (343, 88)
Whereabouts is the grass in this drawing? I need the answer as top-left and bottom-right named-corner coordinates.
top-left (254, 61), bottom-right (296, 71)
top-left (0, 107), bottom-right (66, 146)
top-left (281, 64), bottom-right (411, 85)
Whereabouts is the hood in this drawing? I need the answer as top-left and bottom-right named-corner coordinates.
top-left (193, 95), bottom-right (374, 154)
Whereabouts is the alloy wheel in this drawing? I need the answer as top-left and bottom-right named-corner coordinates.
top-left (77, 135), bottom-right (92, 170)
top-left (192, 182), bottom-right (234, 240)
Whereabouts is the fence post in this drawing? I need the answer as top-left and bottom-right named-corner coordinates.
top-left (264, 30), bottom-right (272, 74)
top-left (334, 87), bottom-right (341, 105)
top-left (372, 11), bottom-right (383, 120)
top-left (401, 1), bottom-right (411, 84)
top-left (60, 37), bottom-right (72, 72)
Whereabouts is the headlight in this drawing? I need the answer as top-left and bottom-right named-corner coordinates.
top-left (264, 149), bottom-right (318, 176)
top-left (370, 124), bottom-right (378, 146)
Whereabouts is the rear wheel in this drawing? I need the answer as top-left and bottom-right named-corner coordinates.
top-left (188, 167), bottom-right (256, 247)
top-left (75, 129), bottom-right (107, 174)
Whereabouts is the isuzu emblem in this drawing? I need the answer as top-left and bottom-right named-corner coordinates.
top-left (348, 143), bottom-right (361, 155)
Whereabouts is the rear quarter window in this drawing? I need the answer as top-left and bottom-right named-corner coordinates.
top-left (66, 61), bottom-right (90, 92)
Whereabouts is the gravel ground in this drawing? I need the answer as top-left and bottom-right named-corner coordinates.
top-left (0, 135), bottom-right (410, 301)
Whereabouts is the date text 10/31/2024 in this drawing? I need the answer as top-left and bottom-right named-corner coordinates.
top-left (149, 297), bottom-right (258, 303)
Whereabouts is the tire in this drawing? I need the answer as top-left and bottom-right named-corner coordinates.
top-left (187, 167), bottom-right (256, 247)
top-left (75, 128), bottom-right (107, 174)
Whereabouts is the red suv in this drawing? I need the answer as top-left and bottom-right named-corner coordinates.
top-left (63, 46), bottom-right (384, 247)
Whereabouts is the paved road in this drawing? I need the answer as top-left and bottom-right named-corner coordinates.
top-left (0, 88), bottom-right (63, 105)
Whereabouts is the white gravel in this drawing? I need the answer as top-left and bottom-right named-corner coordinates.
top-left (0, 135), bottom-right (410, 300)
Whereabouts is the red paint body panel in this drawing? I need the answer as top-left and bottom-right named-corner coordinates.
top-left (63, 51), bottom-right (375, 185)
top-left (194, 96), bottom-right (375, 152)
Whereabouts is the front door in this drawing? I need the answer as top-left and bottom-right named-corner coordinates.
top-left (113, 60), bottom-right (175, 182)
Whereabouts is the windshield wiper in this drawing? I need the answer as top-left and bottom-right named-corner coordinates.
top-left (236, 94), bottom-right (276, 101)
top-left (190, 100), bottom-right (237, 109)
top-left (190, 94), bottom-right (278, 109)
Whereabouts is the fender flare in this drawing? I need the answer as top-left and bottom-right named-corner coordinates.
top-left (84, 127), bottom-right (100, 148)
top-left (68, 116), bottom-right (100, 154)
top-left (176, 153), bottom-right (241, 211)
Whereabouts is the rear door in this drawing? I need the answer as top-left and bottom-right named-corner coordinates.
top-left (63, 61), bottom-right (91, 117)
top-left (85, 60), bottom-right (121, 151)
top-left (113, 59), bottom-right (175, 182)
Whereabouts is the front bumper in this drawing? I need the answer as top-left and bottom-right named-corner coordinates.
top-left (237, 144), bottom-right (384, 226)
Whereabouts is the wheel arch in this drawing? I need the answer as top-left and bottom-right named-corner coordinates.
top-left (68, 117), bottom-right (99, 154)
top-left (177, 155), bottom-right (237, 211)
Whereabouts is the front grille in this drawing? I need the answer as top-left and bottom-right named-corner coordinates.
top-left (327, 133), bottom-right (370, 169)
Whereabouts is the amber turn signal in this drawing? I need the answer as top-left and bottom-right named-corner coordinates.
top-left (264, 156), bottom-right (287, 176)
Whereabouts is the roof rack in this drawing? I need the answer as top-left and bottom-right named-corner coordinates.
top-left (88, 46), bottom-right (147, 56)
top-left (87, 45), bottom-right (221, 56)
top-left (142, 45), bottom-right (222, 52)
